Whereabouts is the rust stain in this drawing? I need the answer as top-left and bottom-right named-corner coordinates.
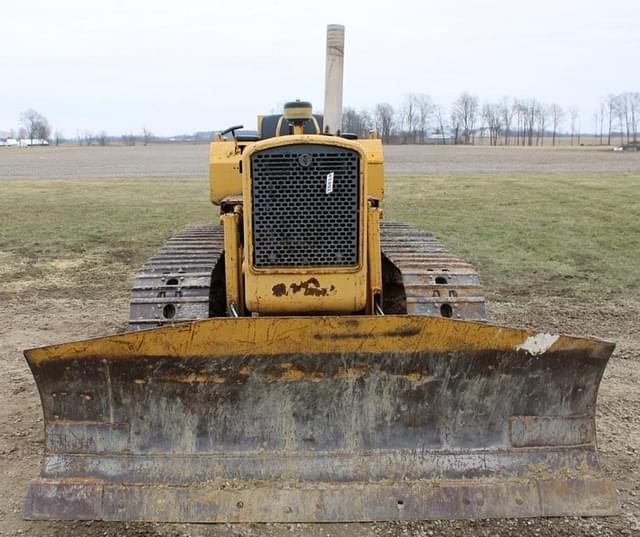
top-left (239, 366), bottom-right (252, 376)
top-left (272, 279), bottom-right (338, 298)
top-left (159, 373), bottom-right (226, 384)
top-left (272, 283), bottom-right (288, 297)
top-left (261, 366), bottom-right (427, 384)
top-left (264, 368), bottom-right (304, 382)
top-left (335, 367), bottom-right (368, 380)
top-left (264, 368), bottom-right (325, 383)
top-left (281, 368), bottom-right (306, 381)
top-left (314, 327), bottom-right (421, 341)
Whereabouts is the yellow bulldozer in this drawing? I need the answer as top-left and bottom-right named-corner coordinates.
top-left (23, 25), bottom-right (618, 522)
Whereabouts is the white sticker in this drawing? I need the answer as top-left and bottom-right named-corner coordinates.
top-left (326, 172), bottom-right (334, 194)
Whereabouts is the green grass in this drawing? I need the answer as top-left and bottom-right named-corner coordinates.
top-left (0, 179), bottom-right (213, 299)
top-left (384, 173), bottom-right (640, 302)
top-left (1, 173), bottom-right (639, 304)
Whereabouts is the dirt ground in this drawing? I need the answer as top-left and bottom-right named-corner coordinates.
top-left (2, 296), bottom-right (638, 537)
top-left (1, 145), bottom-right (639, 536)
top-left (1, 143), bottom-right (639, 180)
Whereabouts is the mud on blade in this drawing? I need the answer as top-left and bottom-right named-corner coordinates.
top-left (24, 316), bottom-right (618, 522)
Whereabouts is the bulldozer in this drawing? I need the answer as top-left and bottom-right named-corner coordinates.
top-left (23, 25), bottom-right (618, 522)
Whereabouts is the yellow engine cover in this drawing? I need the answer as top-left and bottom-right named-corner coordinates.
top-left (242, 135), bottom-right (369, 314)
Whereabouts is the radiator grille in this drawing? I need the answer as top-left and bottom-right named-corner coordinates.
top-left (251, 144), bottom-right (360, 268)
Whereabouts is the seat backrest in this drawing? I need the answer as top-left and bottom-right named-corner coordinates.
top-left (259, 114), bottom-right (324, 138)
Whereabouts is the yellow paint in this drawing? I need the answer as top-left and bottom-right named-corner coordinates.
top-left (221, 209), bottom-right (244, 316)
top-left (335, 367), bottom-right (368, 380)
top-left (241, 135), bottom-right (370, 314)
top-left (209, 133), bottom-right (384, 206)
top-left (159, 373), bottom-right (227, 384)
top-left (358, 138), bottom-right (384, 200)
top-left (265, 368), bottom-right (325, 383)
top-left (209, 141), bottom-right (242, 205)
top-left (24, 315), bottom-right (614, 366)
top-left (366, 203), bottom-right (383, 314)
top-left (208, 114), bottom-right (385, 316)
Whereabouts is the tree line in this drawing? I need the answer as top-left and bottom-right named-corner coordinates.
top-left (5, 93), bottom-right (639, 147)
top-left (343, 92), bottom-right (640, 146)
top-left (1, 109), bottom-right (153, 147)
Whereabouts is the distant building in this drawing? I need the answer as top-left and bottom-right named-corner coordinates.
top-left (18, 138), bottom-right (49, 147)
top-left (427, 131), bottom-right (454, 145)
top-left (0, 138), bottom-right (19, 147)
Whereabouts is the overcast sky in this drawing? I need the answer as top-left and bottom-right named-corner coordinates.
top-left (1, 0), bottom-right (638, 137)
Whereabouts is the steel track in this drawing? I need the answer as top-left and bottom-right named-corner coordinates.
top-left (129, 222), bottom-right (485, 329)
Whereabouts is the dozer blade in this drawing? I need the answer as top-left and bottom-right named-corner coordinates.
top-left (24, 316), bottom-right (619, 522)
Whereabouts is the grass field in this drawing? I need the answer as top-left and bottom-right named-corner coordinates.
top-left (1, 172), bottom-right (638, 304)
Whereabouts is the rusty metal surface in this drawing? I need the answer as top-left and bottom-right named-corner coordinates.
top-left (26, 478), bottom-right (618, 522)
top-left (23, 316), bottom-right (618, 522)
top-left (381, 222), bottom-right (486, 321)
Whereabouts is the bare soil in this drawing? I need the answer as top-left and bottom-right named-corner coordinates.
top-left (1, 143), bottom-right (639, 180)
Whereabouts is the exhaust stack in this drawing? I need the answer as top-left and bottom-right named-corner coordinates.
top-left (323, 24), bottom-right (345, 134)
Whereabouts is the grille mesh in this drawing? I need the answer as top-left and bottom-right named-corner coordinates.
top-left (251, 144), bottom-right (360, 268)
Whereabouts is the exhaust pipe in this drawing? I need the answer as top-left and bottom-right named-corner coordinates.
top-left (323, 24), bottom-right (345, 134)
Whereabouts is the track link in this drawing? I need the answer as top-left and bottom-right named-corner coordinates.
top-left (128, 225), bottom-right (224, 331)
top-left (381, 222), bottom-right (486, 321)
top-left (128, 222), bottom-right (485, 328)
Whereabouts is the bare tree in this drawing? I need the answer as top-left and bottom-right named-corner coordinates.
top-left (452, 93), bottom-right (479, 144)
top-left (122, 133), bottom-right (136, 146)
top-left (499, 98), bottom-right (513, 145)
top-left (359, 109), bottom-right (373, 137)
top-left (549, 104), bottom-right (564, 146)
top-left (613, 96), bottom-right (626, 144)
top-left (374, 103), bottom-right (395, 143)
top-left (629, 92), bottom-right (640, 143)
top-left (20, 109), bottom-right (51, 142)
top-left (482, 103), bottom-right (502, 146)
top-left (433, 104), bottom-right (449, 145)
top-left (536, 104), bottom-right (549, 146)
top-left (83, 131), bottom-right (94, 146)
top-left (98, 131), bottom-right (108, 146)
top-left (142, 127), bottom-right (152, 146)
top-left (512, 100), bottom-right (527, 145)
top-left (415, 94), bottom-right (433, 144)
top-left (401, 94), bottom-right (420, 143)
top-left (606, 95), bottom-right (617, 145)
top-left (521, 100), bottom-right (538, 146)
top-left (598, 99), bottom-right (606, 145)
top-left (569, 107), bottom-right (579, 146)
top-left (342, 107), bottom-right (371, 137)
top-left (53, 131), bottom-right (64, 146)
